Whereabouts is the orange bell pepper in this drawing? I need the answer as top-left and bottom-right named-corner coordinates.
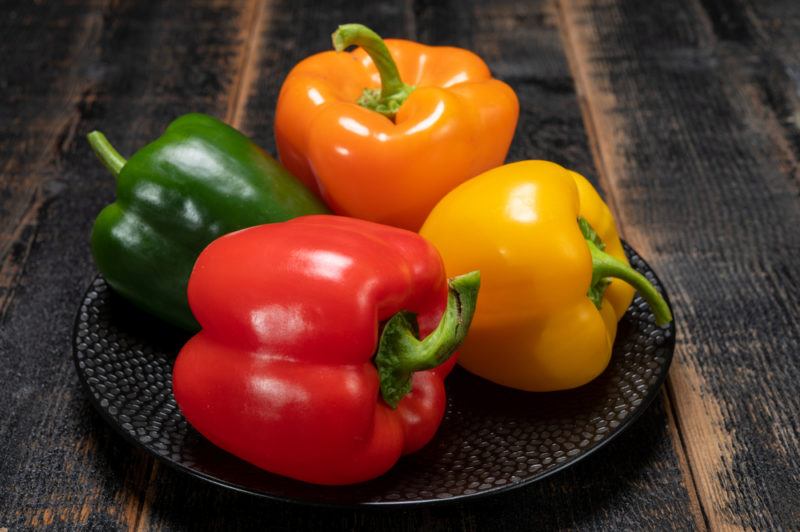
top-left (274, 23), bottom-right (519, 231)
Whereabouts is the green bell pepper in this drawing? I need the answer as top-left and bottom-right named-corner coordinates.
top-left (88, 113), bottom-right (328, 331)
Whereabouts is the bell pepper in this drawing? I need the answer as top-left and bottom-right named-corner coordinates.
top-left (274, 23), bottom-right (519, 231)
top-left (172, 215), bottom-right (480, 485)
top-left (420, 160), bottom-right (672, 391)
top-left (87, 113), bottom-right (328, 331)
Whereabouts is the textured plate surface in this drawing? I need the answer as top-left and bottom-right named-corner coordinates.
top-left (73, 243), bottom-right (675, 507)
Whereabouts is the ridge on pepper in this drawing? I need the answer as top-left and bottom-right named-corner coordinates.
top-left (420, 160), bottom-right (672, 392)
top-left (274, 23), bottom-right (519, 231)
top-left (87, 113), bottom-right (328, 331)
top-left (173, 215), bottom-right (480, 485)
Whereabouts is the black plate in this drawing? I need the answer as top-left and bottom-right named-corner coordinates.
top-left (73, 243), bottom-right (675, 507)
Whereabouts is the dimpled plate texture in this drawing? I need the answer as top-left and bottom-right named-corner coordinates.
top-left (73, 243), bottom-right (675, 507)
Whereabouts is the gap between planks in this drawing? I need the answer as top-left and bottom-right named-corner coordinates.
top-left (130, 2), bottom-right (269, 530)
top-left (225, 0), bottom-right (270, 129)
top-left (0, 20), bottom-right (100, 325)
top-left (553, 1), bottom-right (710, 530)
top-left (122, 1), bottom-right (758, 527)
top-left (557, 0), bottom-right (800, 527)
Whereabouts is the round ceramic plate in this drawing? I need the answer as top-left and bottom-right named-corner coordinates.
top-left (73, 243), bottom-right (675, 507)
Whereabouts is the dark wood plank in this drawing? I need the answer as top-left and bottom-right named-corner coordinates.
top-left (6, 0), bottom-right (771, 529)
top-left (699, 0), bottom-right (800, 160)
top-left (558, 0), bottom-right (800, 528)
top-left (0, 1), bottom-right (99, 322)
top-left (0, 0), bottom-right (254, 528)
top-left (133, 1), bottom-right (699, 529)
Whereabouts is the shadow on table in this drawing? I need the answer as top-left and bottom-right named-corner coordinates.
top-left (86, 391), bottom-right (686, 531)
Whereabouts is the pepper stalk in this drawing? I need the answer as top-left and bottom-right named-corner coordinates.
top-left (376, 270), bottom-right (480, 408)
top-left (87, 131), bottom-right (127, 179)
top-left (332, 23), bottom-right (415, 120)
top-left (578, 217), bottom-right (672, 326)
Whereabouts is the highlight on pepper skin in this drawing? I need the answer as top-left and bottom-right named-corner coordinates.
top-left (86, 113), bottom-right (328, 331)
top-left (274, 23), bottom-right (519, 231)
top-left (80, 20), bottom-right (676, 489)
top-left (420, 160), bottom-right (672, 392)
top-left (172, 215), bottom-right (480, 485)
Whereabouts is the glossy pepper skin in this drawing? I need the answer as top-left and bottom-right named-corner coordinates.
top-left (173, 216), bottom-right (480, 485)
top-left (420, 161), bottom-right (672, 391)
top-left (274, 24), bottom-right (519, 231)
top-left (87, 113), bottom-right (328, 331)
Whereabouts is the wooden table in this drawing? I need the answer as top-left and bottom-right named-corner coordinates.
top-left (2, 0), bottom-right (798, 529)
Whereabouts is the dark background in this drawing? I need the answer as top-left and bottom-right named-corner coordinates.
top-left (1, 0), bottom-right (799, 529)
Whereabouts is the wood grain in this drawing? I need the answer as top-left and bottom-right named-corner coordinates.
top-left (224, 0), bottom-right (270, 127)
top-left (0, 0), bottom-right (254, 528)
top-left (558, 0), bottom-right (800, 528)
top-left (0, 1), bottom-right (101, 321)
top-left (136, 1), bottom-right (698, 528)
top-left (1, 0), bottom-right (797, 529)
top-left (700, 0), bottom-right (800, 160)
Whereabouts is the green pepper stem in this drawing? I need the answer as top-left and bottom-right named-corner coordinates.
top-left (587, 240), bottom-right (672, 326)
top-left (375, 271), bottom-right (481, 408)
top-left (332, 23), bottom-right (415, 119)
top-left (87, 131), bottom-right (127, 179)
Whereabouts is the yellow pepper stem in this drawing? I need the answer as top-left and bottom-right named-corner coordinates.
top-left (375, 271), bottom-right (480, 408)
top-left (587, 240), bottom-right (673, 326)
top-left (332, 23), bottom-right (415, 120)
top-left (578, 216), bottom-right (671, 326)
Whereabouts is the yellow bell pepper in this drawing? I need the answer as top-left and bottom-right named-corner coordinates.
top-left (419, 160), bottom-right (672, 391)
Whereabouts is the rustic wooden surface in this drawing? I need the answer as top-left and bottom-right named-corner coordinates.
top-left (0, 0), bottom-right (798, 529)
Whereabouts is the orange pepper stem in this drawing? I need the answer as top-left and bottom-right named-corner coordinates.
top-left (578, 217), bottom-right (672, 326)
top-left (332, 23), bottom-right (415, 120)
top-left (375, 271), bottom-right (480, 408)
top-left (87, 131), bottom-right (126, 179)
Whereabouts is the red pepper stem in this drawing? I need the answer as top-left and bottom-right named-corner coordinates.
top-left (87, 131), bottom-right (127, 179)
top-left (331, 23), bottom-right (415, 119)
top-left (375, 270), bottom-right (481, 409)
top-left (587, 240), bottom-right (673, 326)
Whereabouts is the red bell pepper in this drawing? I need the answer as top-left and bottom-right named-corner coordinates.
top-left (172, 215), bottom-right (479, 485)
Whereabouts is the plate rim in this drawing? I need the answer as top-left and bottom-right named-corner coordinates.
top-left (72, 242), bottom-right (676, 508)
